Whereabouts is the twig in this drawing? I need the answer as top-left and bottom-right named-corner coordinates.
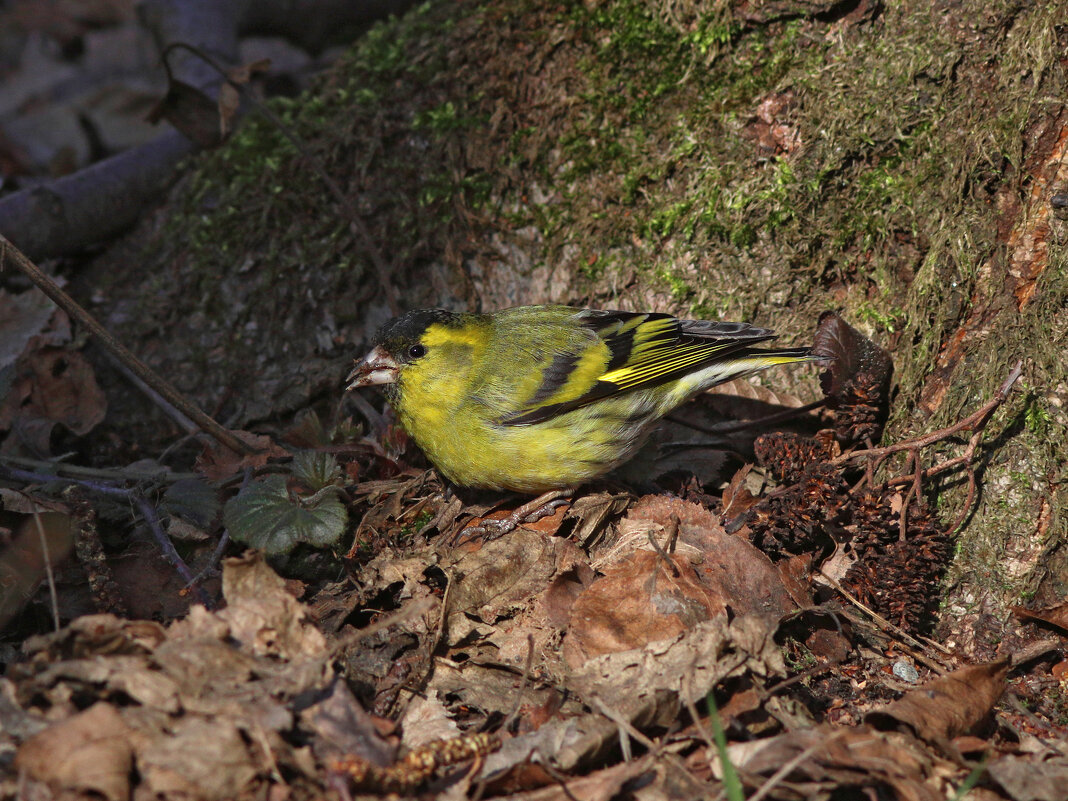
top-left (819, 570), bottom-right (951, 674)
top-left (682, 672), bottom-right (720, 775)
top-left (1, 464), bottom-right (213, 608)
top-left (834, 361), bottom-right (1023, 467)
top-left (0, 236), bottom-right (256, 456)
top-left (945, 469), bottom-right (978, 535)
top-left (0, 453), bottom-right (194, 483)
top-left (918, 634), bottom-right (954, 656)
top-left (30, 506), bottom-right (61, 631)
top-left (666, 513), bottom-right (680, 555)
top-left (500, 635), bottom-right (536, 734)
top-left (838, 361), bottom-right (1022, 534)
top-left (161, 43), bottom-right (400, 315)
top-left (646, 528), bottom-right (681, 577)
top-left (97, 348), bottom-right (199, 437)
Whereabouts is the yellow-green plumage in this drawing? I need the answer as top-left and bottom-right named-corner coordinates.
top-left (348, 305), bottom-right (813, 493)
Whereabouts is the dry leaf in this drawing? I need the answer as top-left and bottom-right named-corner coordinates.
top-left (0, 346), bottom-right (107, 450)
top-left (195, 431), bottom-right (287, 481)
top-left (218, 551), bottom-right (329, 659)
top-left (572, 495), bottom-right (794, 665)
top-left (16, 702), bottom-right (136, 801)
top-left (564, 550), bottom-right (727, 665)
top-left (146, 78), bottom-right (224, 148)
top-left (812, 311), bottom-right (893, 444)
top-left (138, 717), bottom-right (259, 801)
top-left (446, 528), bottom-right (585, 625)
top-left (866, 658), bottom-right (1010, 741)
top-left (1013, 601), bottom-right (1068, 634)
top-left (299, 679), bottom-right (395, 767)
top-left (725, 725), bottom-right (941, 801)
top-left (988, 755), bottom-right (1068, 801)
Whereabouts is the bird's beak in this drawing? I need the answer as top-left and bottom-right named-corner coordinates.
top-left (346, 346), bottom-right (400, 390)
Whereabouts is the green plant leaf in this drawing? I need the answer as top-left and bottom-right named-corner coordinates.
top-left (291, 450), bottom-right (342, 491)
top-left (223, 475), bottom-right (347, 555)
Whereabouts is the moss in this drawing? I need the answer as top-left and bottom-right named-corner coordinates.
top-left (102, 0), bottom-right (1067, 618)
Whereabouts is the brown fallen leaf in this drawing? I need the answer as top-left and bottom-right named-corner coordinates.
top-left (0, 288), bottom-right (56, 370)
top-left (866, 658), bottom-right (1010, 742)
top-left (445, 528), bottom-right (587, 625)
top-left (218, 59), bottom-right (271, 138)
top-left (570, 495), bottom-right (795, 665)
top-left (0, 508), bottom-right (74, 630)
top-left (147, 79), bottom-right (224, 148)
top-left (16, 701), bottom-right (136, 801)
top-left (564, 549), bottom-right (727, 665)
top-left (724, 725), bottom-right (942, 801)
top-left (0, 346), bottom-right (107, 452)
top-left (195, 430), bottom-right (287, 481)
top-left (137, 716), bottom-right (260, 801)
top-left (1013, 601), bottom-right (1068, 634)
top-left (988, 755), bottom-right (1068, 801)
top-left (300, 678), bottom-right (396, 767)
top-left (484, 753), bottom-right (656, 800)
top-left (217, 550), bottom-right (329, 659)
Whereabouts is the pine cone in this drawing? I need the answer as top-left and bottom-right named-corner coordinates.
top-left (755, 430), bottom-right (839, 484)
top-left (746, 462), bottom-right (849, 560)
top-left (842, 497), bottom-right (951, 633)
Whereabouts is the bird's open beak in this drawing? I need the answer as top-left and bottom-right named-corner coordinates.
top-left (346, 346), bottom-right (400, 390)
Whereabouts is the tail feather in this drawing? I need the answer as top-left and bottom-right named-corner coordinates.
top-left (669, 346), bottom-right (815, 403)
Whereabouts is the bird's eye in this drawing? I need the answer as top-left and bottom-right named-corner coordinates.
top-left (407, 344), bottom-right (427, 359)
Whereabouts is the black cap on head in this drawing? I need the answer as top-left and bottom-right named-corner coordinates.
top-left (374, 308), bottom-right (461, 352)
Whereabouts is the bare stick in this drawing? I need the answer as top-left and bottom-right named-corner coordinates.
top-left (819, 570), bottom-right (951, 674)
top-left (30, 506), bottom-right (61, 631)
top-left (834, 361), bottom-right (1023, 467)
top-left (500, 635), bottom-right (536, 734)
top-left (0, 236), bottom-right (255, 456)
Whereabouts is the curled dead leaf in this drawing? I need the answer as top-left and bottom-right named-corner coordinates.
top-left (866, 658), bottom-right (1010, 742)
top-left (812, 311), bottom-right (893, 444)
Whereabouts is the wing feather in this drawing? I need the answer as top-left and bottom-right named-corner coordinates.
top-left (499, 309), bottom-right (782, 426)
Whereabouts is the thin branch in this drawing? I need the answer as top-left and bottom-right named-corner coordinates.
top-left (1, 465), bottom-right (213, 608)
top-left (834, 361), bottom-right (1023, 467)
top-left (0, 237), bottom-right (256, 456)
top-left (30, 506), bottom-right (61, 631)
top-left (0, 453), bottom-right (195, 483)
top-left (819, 570), bottom-right (951, 675)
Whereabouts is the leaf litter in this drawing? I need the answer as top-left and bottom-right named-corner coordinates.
top-left (3, 309), bottom-right (1064, 801)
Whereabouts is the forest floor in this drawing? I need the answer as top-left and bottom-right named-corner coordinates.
top-left (2, 1), bottom-right (1068, 799)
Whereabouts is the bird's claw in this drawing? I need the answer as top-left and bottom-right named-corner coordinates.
top-left (454, 496), bottom-right (572, 545)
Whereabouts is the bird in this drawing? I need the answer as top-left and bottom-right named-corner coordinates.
top-left (347, 305), bottom-right (815, 513)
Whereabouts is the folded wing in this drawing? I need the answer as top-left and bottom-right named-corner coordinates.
top-left (499, 309), bottom-right (778, 425)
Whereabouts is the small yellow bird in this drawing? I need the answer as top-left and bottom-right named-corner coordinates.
top-left (347, 305), bottom-right (814, 495)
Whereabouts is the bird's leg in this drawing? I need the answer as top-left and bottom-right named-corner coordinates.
top-left (458, 489), bottom-right (573, 543)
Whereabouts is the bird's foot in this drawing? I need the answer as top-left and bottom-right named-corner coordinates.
top-left (455, 490), bottom-right (572, 544)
